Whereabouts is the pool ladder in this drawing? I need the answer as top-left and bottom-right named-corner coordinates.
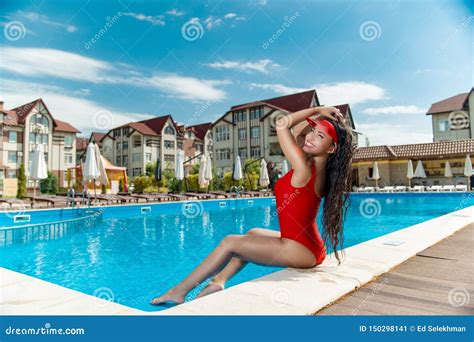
top-left (230, 185), bottom-right (245, 198)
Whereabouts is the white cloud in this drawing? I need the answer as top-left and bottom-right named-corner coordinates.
top-left (17, 11), bottom-right (77, 32)
top-left (1, 79), bottom-right (155, 135)
top-left (362, 105), bottom-right (426, 115)
top-left (0, 47), bottom-right (113, 83)
top-left (145, 73), bottom-right (229, 101)
top-left (249, 81), bottom-right (386, 105)
top-left (249, 83), bottom-right (307, 94)
top-left (356, 122), bottom-right (432, 146)
top-left (0, 47), bottom-right (228, 102)
top-left (122, 12), bottom-right (165, 26)
top-left (207, 59), bottom-right (280, 74)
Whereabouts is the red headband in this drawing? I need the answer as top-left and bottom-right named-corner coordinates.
top-left (305, 117), bottom-right (339, 144)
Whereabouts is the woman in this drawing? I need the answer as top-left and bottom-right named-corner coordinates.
top-left (151, 106), bottom-right (354, 306)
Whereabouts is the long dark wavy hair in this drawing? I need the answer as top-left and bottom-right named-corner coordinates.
top-left (298, 113), bottom-right (355, 265)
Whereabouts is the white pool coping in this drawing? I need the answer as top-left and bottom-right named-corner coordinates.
top-left (1, 205), bottom-right (472, 315)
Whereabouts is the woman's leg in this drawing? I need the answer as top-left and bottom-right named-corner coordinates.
top-left (150, 231), bottom-right (316, 305)
top-left (196, 228), bottom-right (281, 298)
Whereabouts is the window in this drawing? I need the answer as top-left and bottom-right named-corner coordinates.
top-left (164, 140), bottom-right (175, 149)
top-left (196, 144), bottom-right (203, 152)
top-left (177, 141), bottom-right (183, 149)
top-left (123, 141), bottom-right (128, 150)
top-left (250, 126), bottom-right (260, 138)
top-left (42, 134), bottom-right (47, 144)
top-left (164, 126), bottom-right (175, 135)
top-left (123, 155), bottom-right (128, 165)
top-left (133, 136), bottom-right (141, 147)
top-left (64, 153), bottom-right (73, 164)
top-left (64, 135), bottom-right (73, 147)
top-left (113, 129), bottom-right (121, 137)
top-left (233, 110), bottom-right (246, 122)
top-left (215, 125), bottom-right (230, 141)
top-left (164, 154), bottom-right (174, 162)
top-left (216, 148), bottom-right (231, 160)
top-left (132, 153), bottom-right (141, 162)
top-left (8, 131), bottom-right (17, 143)
top-left (145, 153), bottom-right (152, 162)
top-left (116, 141), bottom-right (121, 150)
top-left (250, 146), bottom-right (260, 158)
top-left (117, 156), bottom-right (121, 165)
top-left (250, 107), bottom-right (263, 120)
top-left (123, 127), bottom-right (130, 136)
top-left (238, 147), bottom-right (247, 159)
top-left (8, 151), bottom-right (17, 163)
top-left (7, 170), bottom-right (16, 178)
top-left (238, 128), bottom-right (247, 140)
top-left (438, 120), bottom-right (449, 132)
top-left (132, 168), bottom-right (141, 177)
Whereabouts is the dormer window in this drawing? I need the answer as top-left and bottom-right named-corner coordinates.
top-left (165, 126), bottom-right (175, 135)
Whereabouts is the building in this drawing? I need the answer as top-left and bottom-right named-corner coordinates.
top-left (211, 90), bottom-right (357, 176)
top-left (0, 99), bottom-right (80, 193)
top-left (427, 88), bottom-right (473, 142)
top-left (352, 139), bottom-right (474, 188)
top-left (76, 131), bottom-right (106, 164)
top-left (100, 115), bottom-right (185, 178)
top-left (182, 122), bottom-right (213, 171)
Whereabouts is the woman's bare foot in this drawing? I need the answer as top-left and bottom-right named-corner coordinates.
top-left (150, 288), bottom-right (186, 306)
top-left (195, 281), bottom-right (224, 299)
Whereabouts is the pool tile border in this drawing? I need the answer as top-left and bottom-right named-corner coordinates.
top-left (0, 205), bottom-right (472, 315)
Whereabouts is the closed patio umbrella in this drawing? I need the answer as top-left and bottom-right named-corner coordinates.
top-left (464, 154), bottom-right (473, 190)
top-left (83, 142), bottom-right (100, 202)
top-left (444, 161), bottom-right (453, 184)
top-left (259, 158), bottom-right (270, 187)
top-left (205, 154), bottom-right (213, 185)
top-left (232, 155), bottom-right (243, 181)
top-left (94, 143), bottom-right (109, 188)
top-left (154, 158), bottom-right (161, 182)
top-left (198, 154), bottom-right (208, 188)
top-left (414, 160), bottom-right (427, 185)
top-left (175, 150), bottom-right (185, 181)
top-left (372, 161), bottom-right (380, 188)
top-left (29, 144), bottom-right (48, 200)
top-left (407, 159), bottom-right (414, 188)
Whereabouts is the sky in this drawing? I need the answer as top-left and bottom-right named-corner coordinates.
top-left (0, 0), bottom-right (472, 147)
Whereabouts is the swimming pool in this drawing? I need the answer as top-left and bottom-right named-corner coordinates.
top-left (0, 193), bottom-right (472, 311)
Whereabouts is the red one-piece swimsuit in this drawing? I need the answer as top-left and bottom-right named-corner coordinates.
top-left (274, 163), bottom-right (327, 265)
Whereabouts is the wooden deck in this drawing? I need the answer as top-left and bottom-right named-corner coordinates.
top-left (316, 223), bottom-right (474, 315)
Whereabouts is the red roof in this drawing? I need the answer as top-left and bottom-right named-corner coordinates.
top-left (186, 122), bottom-right (212, 140)
top-left (3, 98), bottom-right (80, 133)
top-left (354, 139), bottom-right (474, 161)
top-left (76, 137), bottom-right (89, 151)
top-left (230, 90), bottom-right (317, 113)
top-left (115, 115), bottom-right (177, 137)
top-left (54, 119), bottom-right (81, 133)
top-left (426, 90), bottom-right (472, 115)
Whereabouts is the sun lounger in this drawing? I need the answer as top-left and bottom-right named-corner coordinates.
top-left (167, 193), bottom-right (200, 201)
top-left (209, 191), bottom-right (234, 199)
top-left (427, 185), bottom-right (442, 192)
top-left (131, 193), bottom-right (172, 202)
top-left (441, 185), bottom-right (455, 192)
top-left (182, 192), bottom-right (217, 200)
top-left (410, 185), bottom-right (425, 192)
top-left (379, 186), bottom-right (395, 193)
top-left (0, 198), bottom-right (33, 208)
top-left (455, 184), bottom-right (468, 191)
top-left (394, 186), bottom-right (407, 192)
top-left (360, 186), bottom-right (375, 192)
top-left (24, 195), bottom-right (75, 207)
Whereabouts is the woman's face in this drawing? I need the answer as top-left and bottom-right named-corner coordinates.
top-left (302, 121), bottom-right (336, 156)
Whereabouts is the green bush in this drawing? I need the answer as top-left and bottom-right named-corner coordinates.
top-left (118, 178), bottom-right (124, 192)
top-left (132, 175), bottom-right (152, 193)
top-left (39, 171), bottom-right (58, 195)
top-left (16, 163), bottom-right (27, 199)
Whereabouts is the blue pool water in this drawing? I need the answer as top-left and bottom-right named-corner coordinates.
top-left (0, 193), bottom-right (472, 311)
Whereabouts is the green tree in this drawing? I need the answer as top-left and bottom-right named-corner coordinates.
top-left (16, 163), bottom-right (27, 199)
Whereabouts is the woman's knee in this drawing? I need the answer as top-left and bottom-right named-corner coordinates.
top-left (219, 234), bottom-right (242, 249)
